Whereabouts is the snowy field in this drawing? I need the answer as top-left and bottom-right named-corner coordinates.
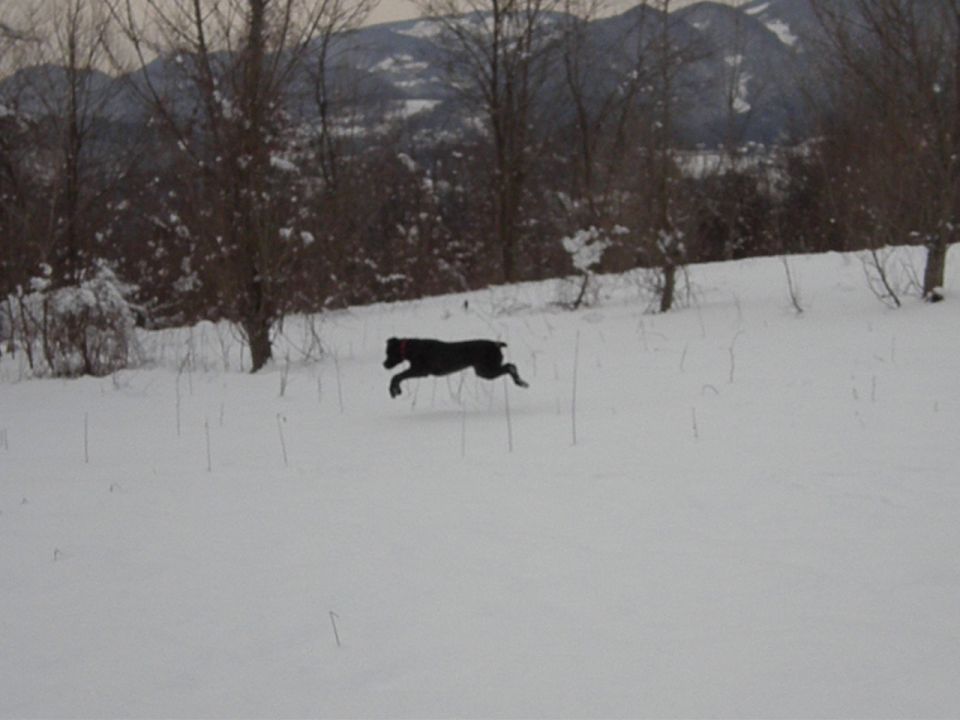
top-left (2, 248), bottom-right (959, 718)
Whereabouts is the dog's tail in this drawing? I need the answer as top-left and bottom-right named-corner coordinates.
top-left (497, 341), bottom-right (507, 348)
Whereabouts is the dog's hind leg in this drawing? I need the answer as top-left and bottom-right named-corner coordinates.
top-left (504, 363), bottom-right (529, 388)
top-left (475, 363), bottom-right (529, 388)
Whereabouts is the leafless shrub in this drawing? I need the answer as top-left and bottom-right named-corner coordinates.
top-left (860, 247), bottom-right (903, 309)
top-left (8, 263), bottom-right (141, 377)
top-left (782, 256), bottom-right (804, 314)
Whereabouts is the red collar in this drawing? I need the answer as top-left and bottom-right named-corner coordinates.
top-left (399, 339), bottom-right (408, 360)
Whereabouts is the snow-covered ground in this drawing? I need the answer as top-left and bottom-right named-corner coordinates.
top-left (2, 249), bottom-right (959, 718)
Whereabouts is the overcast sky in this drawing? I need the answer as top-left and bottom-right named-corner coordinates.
top-left (0, 0), bottom-right (734, 47)
top-left (1, 0), bottom-right (731, 31)
top-left (366, 0), bottom-right (723, 25)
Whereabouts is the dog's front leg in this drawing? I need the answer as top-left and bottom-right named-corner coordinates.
top-left (390, 368), bottom-right (426, 398)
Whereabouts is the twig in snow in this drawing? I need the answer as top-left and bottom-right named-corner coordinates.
top-left (182, 335), bottom-right (195, 395)
top-left (333, 353), bottom-right (344, 414)
top-left (728, 331), bottom-right (744, 384)
top-left (572, 329), bottom-right (581, 446)
top-left (637, 318), bottom-right (649, 351)
top-left (279, 352), bottom-right (291, 398)
top-left (215, 323), bottom-right (232, 372)
top-left (504, 379), bottom-right (514, 453)
top-left (732, 293), bottom-right (743, 324)
top-left (205, 418), bottom-right (212, 472)
top-left (410, 378), bottom-right (421, 412)
top-left (175, 371), bottom-right (183, 437)
top-left (782, 256), bottom-right (804, 314)
top-left (329, 611), bottom-right (342, 648)
top-left (861, 248), bottom-right (902, 308)
top-left (276, 414), bottom-right (289, 467)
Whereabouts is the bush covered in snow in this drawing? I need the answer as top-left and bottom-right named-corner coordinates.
top-left (6, 262), bottom-right (141, 377)
top-left (557, 226), bottom-right (620, 309)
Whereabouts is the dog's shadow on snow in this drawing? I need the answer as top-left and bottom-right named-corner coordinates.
top-left (384, 398), bottom-right (549, 424)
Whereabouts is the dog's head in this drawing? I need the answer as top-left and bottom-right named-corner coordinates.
top-left (383, 337), bottom-right (405, 369)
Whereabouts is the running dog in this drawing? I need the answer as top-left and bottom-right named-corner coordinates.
top-left (383, 337), bottom-right (529, 398)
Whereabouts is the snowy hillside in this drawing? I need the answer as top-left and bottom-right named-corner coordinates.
top-left (2, 248), bottom-right (959, 717)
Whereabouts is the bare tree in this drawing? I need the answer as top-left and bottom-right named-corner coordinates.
top-left (0, 5), bottom-right (29, 315)
top-left (109, 0), bottom-right (375, 371)
top-left (0, 0), bottom-right (127, 287)
top-left (811, 0), bottom-right (959, 302)
top-left (555, 0), bottom-right (606, 223)
top-left (46, 0), bottom-right (119, 285)
top-left (634, 0), bottom-right (691, 312)
top-left (552, 0), bottom-right (700, 310)
top-left (554, 0), bottom-right (661, 224)
top-left (304, 0), bottom-right (375, 191)
top-left (0, 1), bottom-right (152, 374)
top-left (711, 0), bottom-right (758, 262)
top-left (417, 0), bottom-right (565, 283)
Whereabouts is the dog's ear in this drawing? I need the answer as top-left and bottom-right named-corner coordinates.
top-left (386, 337), bottom-right (398, 349)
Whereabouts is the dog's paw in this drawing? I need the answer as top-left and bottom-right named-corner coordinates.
top-left (517, 380), bottom-right (530, 388)
top-left (389, 384), bottom-right (401, 398)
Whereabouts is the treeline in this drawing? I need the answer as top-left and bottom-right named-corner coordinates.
top-left (0, 0), bottom-right (957, 374)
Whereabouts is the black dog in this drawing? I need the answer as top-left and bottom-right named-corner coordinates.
top-left (383, 337), bottom-right (529, 398)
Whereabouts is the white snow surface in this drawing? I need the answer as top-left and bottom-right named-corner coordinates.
top-left (745, 2), bottom-right (770, 15)
top-left (764, 18), bottom-right (798, 47)
top-left (269, 155), bottom-right (299, 173)
top-left (725, 55), bottom-right (752, 114)
top-left (2, 248), bottom-right (960, 717)
top-left (394, 99), bottom-right (440, 118)
top-left (372, 55), bottom-right (429, 74)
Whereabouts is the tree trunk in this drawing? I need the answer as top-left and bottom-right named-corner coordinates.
top-left (499, 184), bottom-right (517, 283)
top-left (660, 261), bottom-right (676, 313)
top-left (923, 234), bottom-right (948, 301)
top-left (244, 315), bottom-right (272, 372)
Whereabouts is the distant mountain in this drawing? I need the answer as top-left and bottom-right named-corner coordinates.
top-left (0, 1), bottom-right (832, 148)
top-left (673, 1), bottom-right (815, 144)
top-left (741, 0), bottom-right (832, 51)
top-left (0, 64), bottom-right (116, 117)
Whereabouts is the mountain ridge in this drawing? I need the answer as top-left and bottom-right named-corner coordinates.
top-left (0, 0), bottom-right (825, 147)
